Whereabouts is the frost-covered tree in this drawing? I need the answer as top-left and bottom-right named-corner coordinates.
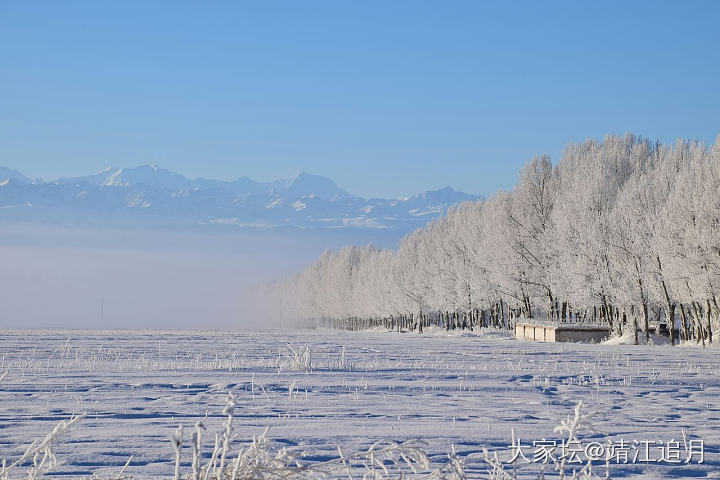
top-left (274, 134), bottom-right (720, 346)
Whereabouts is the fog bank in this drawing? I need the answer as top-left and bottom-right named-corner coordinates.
top-left (0, 225), bottom-right (400, 329)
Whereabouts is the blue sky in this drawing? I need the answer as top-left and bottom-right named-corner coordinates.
top-left (1, 1), bottom-right (718, 198)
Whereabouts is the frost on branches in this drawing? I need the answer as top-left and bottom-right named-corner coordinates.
top-left (272, 134), bottom-right (720, 346)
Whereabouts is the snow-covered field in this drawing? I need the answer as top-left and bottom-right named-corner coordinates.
top-left (1, 329), bottom-right (718, 478)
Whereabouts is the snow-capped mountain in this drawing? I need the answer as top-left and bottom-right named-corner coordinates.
top-left (57, 164), bottom-right (192, 190)
top-left (0, 165), bottom-right (480, 230)
top-left (279, 171), bottom-right (351, 200)
top-left (0, 166), bottom-right (33, 184)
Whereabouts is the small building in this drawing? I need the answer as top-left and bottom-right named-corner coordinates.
top-left (515, 321), bottom-right (610, 343)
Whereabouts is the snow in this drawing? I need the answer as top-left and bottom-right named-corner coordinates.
top-left (602, 331), bottom-right (673, 346)
top-left (103, 168), bottom-right (126, 186)
top-left (1, 329), bottom-right (718, 479)
top-left (264, 197), bottom-right (284, 209)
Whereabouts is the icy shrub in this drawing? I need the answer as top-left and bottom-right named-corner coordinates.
top-left (279, 344), bottom-right (312, 372)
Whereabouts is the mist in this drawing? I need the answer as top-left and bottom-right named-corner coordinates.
top-left (0, 225), bottom-right (401, 329)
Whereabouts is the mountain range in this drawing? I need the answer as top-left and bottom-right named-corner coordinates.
top-left (0, 165), bottom-right (480, 230)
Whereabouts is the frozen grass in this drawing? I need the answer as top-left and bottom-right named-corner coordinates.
top-left (0, 329), bottom-right (718, 478)
top-left (1, 379), bottom-right (608, 480)
top-left (0, 414), bottom-right (85, 480)
top-left (279, 344), bottom-right (312, 373)
top-left (0, 371), bottom-right (87, 480)
top-left (165, 395), bottom-right (611, 480)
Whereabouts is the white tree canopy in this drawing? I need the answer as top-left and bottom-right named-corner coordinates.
top-left (273, 134), bottom-right (720, 344)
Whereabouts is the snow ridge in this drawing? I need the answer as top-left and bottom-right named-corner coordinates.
top-left (0, 165), bottom-right (480, 230)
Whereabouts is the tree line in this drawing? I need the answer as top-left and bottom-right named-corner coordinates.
top-left (273, 134), bottom-right (720, 346)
